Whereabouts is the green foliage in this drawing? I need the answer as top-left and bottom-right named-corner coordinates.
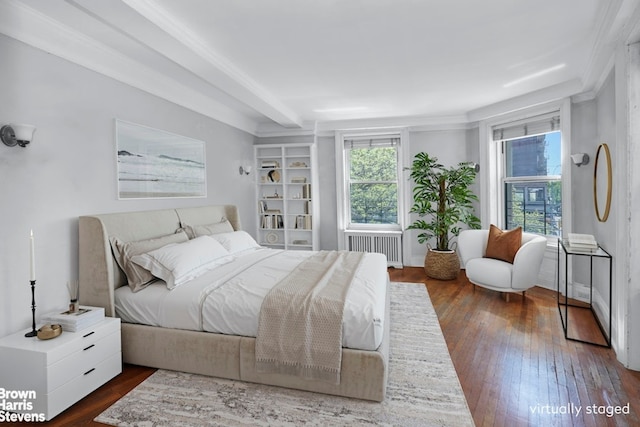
top-left (350, 147), bottom-right (398, 224)
top-left (407, 152), bottom-right (480, 250)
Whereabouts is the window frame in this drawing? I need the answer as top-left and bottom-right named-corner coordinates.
top-left (345, 142), bottom-right (401, 228)
top-left (335, 130), bottom-right (408, 246)
top-left (478, 99), bottom-right (572, 245)
top-left (500, 131), bottom-right (563, 237)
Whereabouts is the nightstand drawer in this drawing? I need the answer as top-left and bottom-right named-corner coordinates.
top-left (42, 351), bottom-right (122, 420)
top-left (45, 319), bottom-right (120, 365)
top-left (0, 317), bottom-right (122, 421)
top-left (46, 330), bottom-right (121, 392)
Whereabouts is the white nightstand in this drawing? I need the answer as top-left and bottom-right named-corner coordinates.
top-left (0, 317), bottom-right (121, 421)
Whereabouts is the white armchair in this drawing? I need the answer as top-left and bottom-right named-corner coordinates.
top-left (458, 229), bottom-right (547, 301)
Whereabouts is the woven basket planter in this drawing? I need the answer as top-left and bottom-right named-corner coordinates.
top-left (424, 246), bottom-right (460, 280)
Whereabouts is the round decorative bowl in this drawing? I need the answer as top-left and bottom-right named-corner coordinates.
top-left (37, 324), bottom-right (62, 340)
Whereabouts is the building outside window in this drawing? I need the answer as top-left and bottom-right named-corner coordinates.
top-left (494, 113), bottom-right (562, 237)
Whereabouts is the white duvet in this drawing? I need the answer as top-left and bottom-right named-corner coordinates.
top-left (114, 248), bottom-right (388, 351)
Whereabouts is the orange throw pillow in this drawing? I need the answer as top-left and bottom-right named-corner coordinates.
top-left (484, 224), bottom-right (522, 264)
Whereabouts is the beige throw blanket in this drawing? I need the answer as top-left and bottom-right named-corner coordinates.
top-left (255, 250), bottom-right (365, 384)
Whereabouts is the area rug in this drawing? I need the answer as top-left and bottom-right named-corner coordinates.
top-left (95, 282), bottom-right (474, 426)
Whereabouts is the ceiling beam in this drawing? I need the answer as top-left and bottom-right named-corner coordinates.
top-left (0, 0), bottom-right (260, 134)
top-left (118, 0), bottom-right (302, 128)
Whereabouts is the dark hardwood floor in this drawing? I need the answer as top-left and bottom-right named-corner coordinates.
top-left (26, 267), bottom-right (640, 426)
top-left (391, 267), bottom-right (640, 427)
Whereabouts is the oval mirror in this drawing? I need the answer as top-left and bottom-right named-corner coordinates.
top-left (593, 143), bottom-right (612, 222)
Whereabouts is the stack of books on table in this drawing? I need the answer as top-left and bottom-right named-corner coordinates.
top-left (567, 233), bottom-right (598, 251)
top-left (42, 305), bottom-right (105, 332)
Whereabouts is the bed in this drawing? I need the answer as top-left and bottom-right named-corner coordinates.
top-left (78, 205), bottom-right (390, 401)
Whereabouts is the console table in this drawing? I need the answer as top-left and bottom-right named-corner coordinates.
top-left (557, 239), bottom-right (612, 347)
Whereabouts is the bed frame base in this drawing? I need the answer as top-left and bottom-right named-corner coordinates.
top-left (79, 205), bottom-right (389, 402)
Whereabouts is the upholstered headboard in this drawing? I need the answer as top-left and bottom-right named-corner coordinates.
top-left (78, 205), bottom-right (241, 317)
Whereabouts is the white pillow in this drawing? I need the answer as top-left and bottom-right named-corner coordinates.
top-left (209, 231), bottom-right (261, 254)
top-left (131, 236), bottom-right (233, 290)
top-left (110, 231), bottom-right (189, 293)
top-left (182, 219), bottom-right (234, 239)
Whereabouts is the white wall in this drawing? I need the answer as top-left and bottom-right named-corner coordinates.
top-left (625, 41), bottom-right (640, 370)
top-left (316, 135), bottom-right (339, 251)
top-left (569, 97), bottom-right (598, 289)
top-left (0, 35), bottom-right (256, 338)
top-left (569, 51), bottom-right (639, 369)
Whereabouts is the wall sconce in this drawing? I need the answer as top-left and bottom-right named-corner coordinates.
top-left (239, 164), bottom-right (252, 175)
top-left (462, 162), bottom-right (480, 172)
top-left (571, 153), bottom-right (590, 167)
top-left (1, 124), bottom-right (36, 147)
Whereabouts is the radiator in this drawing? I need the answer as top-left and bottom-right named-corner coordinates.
top-left (344, 231), bottom-right (403, 268)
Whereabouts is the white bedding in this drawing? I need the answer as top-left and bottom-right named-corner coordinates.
top-left (115, 248), bottom-right (388, 351)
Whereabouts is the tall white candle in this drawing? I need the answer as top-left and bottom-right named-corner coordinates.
top-left (30, 230), bottom-right (35, 281)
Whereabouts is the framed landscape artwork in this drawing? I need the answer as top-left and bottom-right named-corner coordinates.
top-left (116, 120), bottom-right (206, 199)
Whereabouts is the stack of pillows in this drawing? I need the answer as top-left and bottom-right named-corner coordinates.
top-left (110, 218), bottom-right (261, 292)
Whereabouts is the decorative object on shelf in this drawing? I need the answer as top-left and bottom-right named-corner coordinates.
top-left (289, 161), bottom-right (307, 168)
top-left (292, 239), bottom-right (309, 245)
top-left (407, 152), bottom-right (480, 280)
top-left (1, 123), bottom-right (36, 148)
top-left (26, 229), bottom-right (37, 338)
top-left (291, 176), bottom-right (307, 183)
top-left (37, 324), bottom-right (62, 340)
top-left (593, 143), bottom-right (612, 222)
top-left (266, 232), bottom-right (279, 244)
top-left (239, 164), bottom-right (252, 175)
top-left (571, 153), bottom-right (590, 167)
top-left (261, 160), bottom-right (280, 168)
top-left (267, 169), bottom-right (281, 182)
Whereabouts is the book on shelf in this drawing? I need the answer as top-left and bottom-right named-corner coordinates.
top-left (42, 305), bottom-right (105, 332)
top-left (567, 233), bottom-right (598, 250)
top-left (294, 215), bottom-right (312, 230)
top-left (261, 214), bottom-right (283, 229)
top-left (302, 183), bottom-right (311, 199)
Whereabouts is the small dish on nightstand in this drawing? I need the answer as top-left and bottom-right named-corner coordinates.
top-left (37, 324), bottom-right (62, 340)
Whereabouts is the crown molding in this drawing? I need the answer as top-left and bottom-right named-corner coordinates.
top-left (571, 91), bottom-right (597, 104)
top-left (0, 0), bottom-right (260, 135)
top-left (467, 79), bottom-right (583, 123)
top-left (255, 121), bottom-right (317, 138)
top-left (254, 114), bottom-right (478, 138)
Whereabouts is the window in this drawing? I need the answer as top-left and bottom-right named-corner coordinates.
top-left (493, 113), bottom-right (562, 237)
top-left (343, 135), bottom-right (402, 228)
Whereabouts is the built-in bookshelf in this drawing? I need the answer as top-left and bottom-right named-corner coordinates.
top-left (255, 143), bottom-right (318, 250)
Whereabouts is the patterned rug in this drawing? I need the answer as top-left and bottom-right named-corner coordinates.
top-left (95, 282), bottom-right (474, 426)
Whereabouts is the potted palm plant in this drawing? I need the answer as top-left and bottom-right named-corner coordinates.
top-left (407, 152), bottom-right (480, 279)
